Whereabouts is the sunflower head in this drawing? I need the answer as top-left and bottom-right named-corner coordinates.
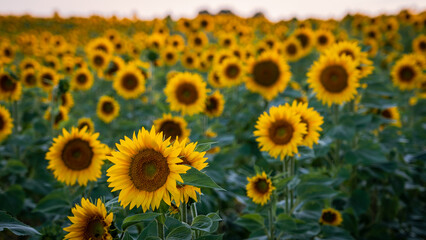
top-left (0, 105), bottom-right (13, 142)
top-left (113, 65), bottom-right (146, 99)
top-left (0, 71), bottom-right (22, 101)
top-left (97, 96), bottom-right (120, 124)
top-left (204, 90), bottom-right (225, 117)
top-left (218, 57), bottom-right (245, 87)
top-left (77, 117), bottom-right (95, 133)
top-left (380, 107), bottom-right (401, 127)
top-left (44, 106), bottom-right (69, 129)
top-left (64, 198), bottom-right (113, 240)
top-left (154, 114), bottom-right (191, 142)
top-left (254, 105), bottom-right (307, 160)
top-left (247, 51), bottom-right (291, 101)
top-left (246, 172), bottom-right (276, 206)
top-left (72, 67), bottom-right (94, 91)
top-left (38, 67), bottom-right (59, 92)
top-left (46, 127), bottom-right (107, 186)
top-left (320, 208), bottom-right (343, 226)
top-left (21, 69), bottom-right (37, 88)
top-left (107, 126), bottom-right (190, 211)
top-left (282, 37), bottom-right (303, 62)
top-left (413, 35), bottom-right (426, 55)
top-left (391, 57), bottom-right (422, 91)
top-left (164, 72), bottom-right (207, 116)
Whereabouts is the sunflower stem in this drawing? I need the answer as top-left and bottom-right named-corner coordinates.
top-left (284, 157), bottom-right (289, 214)
top-left (156, 218), bottom-right (164, 239)
top-left (290, 156), bottom-right (294, 212)
top-left (50, 87), bottom-right (57, 137)
top-left (12, 100), bottom-right (20, 160)
top-left (190, 203), bottom-right (200, 238)
top-left (181, 202), bottom-right (188, 223)
top-left (332, 104), bottom-right (341, 166)
top-left (268, 203), bottom-right (275, 240)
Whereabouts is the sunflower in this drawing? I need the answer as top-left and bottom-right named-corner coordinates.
top-left (315, 29), bottom-right (335, 52)
top-left (147, 33), bottom-right (166, 51)
top-left (104, 56), bottom-right (125, 81)
top-left (154, 114), bottom-right (191, 142)
top-left (77, 118), bottom-right (95, 133)
top-left (164, 72), bottom-right (207, 116)
top-left (195, 14), bottom-right (214, 32)
top-left (113, 66), bottom-right (145, 99)
top-left (246, 51), bottom-right (291, 101)
top-left (112, 38), bottom-right (127, 55)
top-left (0, 71), bottom-right (22, 101)
top-left (188, 32), bottom-right (209, 50)
top-left (319, 208), bottom-right (343, 226)
top-left (294, 28), bottom-right (315, 57)
top-left (286, 100), bottom-right (323, 148)
top-left (106, 126), bottom-right (190, 211)
top-left (167, 35), bottom-right (185, 52)
top-left (204, 91), bottom-right (225, 117)
top-left (0, 42), bottom-right (15, 64)
top-left (254, 105), bottom-right (307, 159)
top-left (44, 55), bottom-right (61, 71)
top-left (86, 37), bottom-right (114, 55)
top-left (218, 33), bottom-right (236, 48)
top-left (62, 57), bottom-right (75, 75)
top-left (171, 139), bottom-right (208, 206)
top-left (60, 92), bottom-right (74, 110)
top-left (307, 54), bottom-right (360, 106)
top-left (19, 58), bottom-right (40, 71)
top-left (97, 96), bottom-right (120, 124)
top-left (64, 198), bottom-right (113, 240)
top-left (181, 51), bottom-right (199, 69)
top-left (324, 41), bottom-right (363, 64)
top-left (412, 35), bottom-right (426, 55)
top-left (246, 172), bottom-right (275, 206)
top-left (364, 26), bottom-right (380, 41)
top-left (383, 17), bottom-right (399, 33)
top-left (380, 107), bottom-right (401, 127)
top-left (46, 127), bottom-right (106, 185)
top-left (44, 106), bottom-right (69, 129)
top-left (71, 68), bottom-right (94, 91)
top-left (281, 37), bottom-right (303, 62)
top-left (105, 29), bottom-right (120, 42)
top-left (208, 69), bottom-right (225, 88)
top-left (391, 57), bottom-right (422, 91)
top-left (364, 39), bottom-right (379, 57)
top-left (161, 47), bottom-right (179, 66)
top-left (128, 60), bottom-right (151, 80)
top-left (218, 57), bottom-right (245, 87)
top-left (38, 67), bottom-right (59, 92)
top-left (0, 105), bottom-right (13, 142)
top-left (88, 50), bottom-right (111, 76)
top-left (21, 69), bottom-right (38, 88)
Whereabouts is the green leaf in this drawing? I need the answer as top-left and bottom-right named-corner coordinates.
top-left (0, 211), bottom-right (40, 236)
top-left (235, 213), bottom-right (265, 231)
top-left (349, 189), bottom-right (370, 217)
top-left (0, 185), bottom-right (25, 215)
top-left (122, 212), bottom-right (161, 231)
top-left (34, 189), bottom-right (71, 213)
top-left (196, 235), bottom-right (224, 240)
top-left (191, 215), bottom-right (213, 232)
top-left (137, 221), bottom-right (157, 240)
top-left (296, 183), bottom-right (337, 201)
top-left (320, 225), bottom-right (355, 240)
top-left (166, 225), bottom-right (192, 240)
top-left (276, 214), bottom-right (320, 238)
top-left (180, 167), bottom-right (224, 190)
top-left (195, 142), bottom-right (216, 152)
top-left (345, 146), bottom-right (387, 165)
top-left (206, 213), bottom-right (221, 233)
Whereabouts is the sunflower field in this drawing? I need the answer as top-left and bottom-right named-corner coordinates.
top-left (0, 9), bottom-right (425, 240)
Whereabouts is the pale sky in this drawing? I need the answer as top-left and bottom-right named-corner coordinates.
top-left (0, 0), bottom-right (425, 21)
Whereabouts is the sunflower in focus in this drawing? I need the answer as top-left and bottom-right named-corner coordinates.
top-left (172, 139), bottom-right (208, 206)
top-left (286, 100), bottom-right (323, 148)
top-left (106, 126), bottom-right (190, 211)
top-left (315, 29), bottom-right (335, 52)
top-left (246, 172), bottom-right (275, 206)
top-left (218, 57), bottom-right (245, 87)
top-left (46, 127), bottom-right (107, 186)
top-left (391, 57), bottom-right (422, 91)
top-left (97, 96), bottom-right (120, 123)
top-left (254, 105), bottom-right (307, 160)
top-left (38, 67), bottom-right (59, 92)
top-left (246, 51), bottom-right (291, 101)
top-left (319, 208), bottom-right (343, 226)
top-left (307, 54), bottom-right (360, 106)
top-left (164, 72), bottom-right (207, 116)
top-left (21, 69), bottom-right (37, 88)
top-left (71, 68), bottom-right (94, 91)
top-left (204, 90), bottom-right (225, 117)
top-left (281, 37), bottom-right (303, 62)
top-left (412, 35), bottom-right (426, 55)
top-left (77, 118), bottom-right (95, 133)
top-left (0, 71), bottom-right (22, 101)
top-left (154, 114), bottom-right (191, 142)
top-left (0, 105), bottom-right (13, 142)
top-left (63, 198), bottom-right (113, 240)
top-left (380, 107), bottom-right (401, 127)
top-left (113, 65), bottom-right (145, 99)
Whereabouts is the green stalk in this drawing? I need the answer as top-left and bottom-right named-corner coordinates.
top-left (333, 104), bottom-right (341, 166)
top-left (284, 158), bottom-right (289, 214)
top-left (12, 100), bottom-right (20, 160)
top-left (268, 203), bottom-right (275, 240)
top-left (290, 157), bottom-right (294, 211)
top-left (181, 202), bottom-right (188, 223)
top-left (156, 219), bottom-right (164, 239)
top-left (191, 203), bottom-right (200, 238)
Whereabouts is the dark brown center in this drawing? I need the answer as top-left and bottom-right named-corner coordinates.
top-left (128, 149), bottom-right (170, 192)
top-left (286, 44), bottom-right (297, 55)
top-left (339, 50), bottom-right (355, 60)
top-left (84, 217), bottom-right (105, 240)
top-left (318, 35), bottom-right (328, 45)
top-left (268, 120), bottom-right (294, 145)
top-left (252, 60), bottom-right (280, 87)
top-left (106, 62), bottom-right (119, 76)
top-left (121, 73), bottom-right (138, 90)
top-left (398, 66), bottom-right (415, 82)
top-left (322, 211), bottom-right (337, 223)
top-left (159, 120), bottom-right (182, 141)
top-left (381, 109), bottom-right (392, 119)
top-left (77, 73), bottom-right (88, 84)
top-left (93, 56), bottom-right (104, 67)
top-left (61, 139), bottom-right (93, 170)
top-left (296, 33), bottom-right (309, 48)
top-left (0, 115), bottom-right (4, 130)
top-left (41, 73), bottom-right (53, 87)
top-left (206, 96), bottom-right (218, 112)
top-left (319, 65), bottom-right (348, 93)
top-left (225, 64), bottom-right (240, 79)
top-left (419, 41), bottom-right (426, 51)
top-left (101, 101), bottom-right (114, 114)
top-left (254, 179), bottom-right (269, 194)
top-left (0, 75), bottom-right (17, 92)
top-left (176, 83), bottom-right (198, 104)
